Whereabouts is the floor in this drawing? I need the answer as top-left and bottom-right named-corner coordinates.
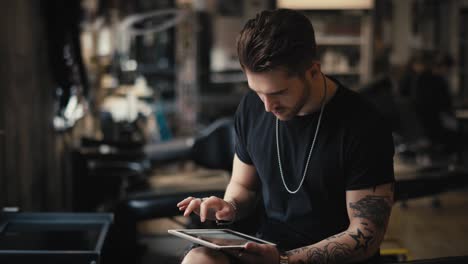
top-left (384, 190), bottom-right (468, 260)
top-left (136, 161), bottom-right (468, 263)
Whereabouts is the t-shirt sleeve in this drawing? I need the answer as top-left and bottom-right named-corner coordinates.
top-left (234, 93), bottom-right (254, 165)
top-left (344, 117), bottom-right (395, 190)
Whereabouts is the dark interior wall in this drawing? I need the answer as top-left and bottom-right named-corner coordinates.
top-left (0, 45), bottom-right (4, 208)
top-left (0, 0), bottom-right (65, 211)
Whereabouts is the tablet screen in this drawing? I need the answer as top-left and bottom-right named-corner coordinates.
top-left (181, 230), bottom-right (251, 246)
top-left (169, 229), bottom-right (275, 248)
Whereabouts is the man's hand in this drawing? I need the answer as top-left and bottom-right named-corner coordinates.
top-left (177, 196), bottom-right (235, 222)
top-left (235, 242), bottom-right (280, 264)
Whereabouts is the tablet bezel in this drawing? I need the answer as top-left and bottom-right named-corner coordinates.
top-left (168, 229), bottom-right (276, 249)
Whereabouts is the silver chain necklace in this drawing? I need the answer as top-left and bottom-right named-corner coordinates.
top-left (275, 74), bottom-right (327, 194)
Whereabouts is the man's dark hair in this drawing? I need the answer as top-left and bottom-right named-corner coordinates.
top-left (236, 9), bottom-right (317, 76)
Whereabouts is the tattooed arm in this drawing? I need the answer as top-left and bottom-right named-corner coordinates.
top-left (286, 182), bottom-right (394, 264)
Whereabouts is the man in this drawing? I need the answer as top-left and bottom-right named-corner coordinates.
top-left (178, 9), bottom-right (394, 264)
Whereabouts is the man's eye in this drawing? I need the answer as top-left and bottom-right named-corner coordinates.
top-left (272, 90), bottom-right (285, 96)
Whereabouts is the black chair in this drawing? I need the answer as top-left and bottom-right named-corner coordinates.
top-left (126, 118), bottom-right (235, 219)
top-left (144, 117), bottom-right (236, 170)
top-left (71, 137), bottom-right (150, 212)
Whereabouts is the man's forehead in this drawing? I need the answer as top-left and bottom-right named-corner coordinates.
top-left (246, 70), bottom-right (291, 94)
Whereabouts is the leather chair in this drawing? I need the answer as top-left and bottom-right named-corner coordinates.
top-left (72, 137), bottom-right (150, 212)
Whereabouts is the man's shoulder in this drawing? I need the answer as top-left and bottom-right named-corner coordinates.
top-left (336, 85), bottom-right (382, 115)
top-left (333, 85), bottom-right (390, 129)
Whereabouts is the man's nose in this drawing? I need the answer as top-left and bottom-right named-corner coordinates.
top-left (263, 96), bottom-right (274, 112)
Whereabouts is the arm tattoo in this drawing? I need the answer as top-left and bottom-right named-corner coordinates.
top-left (288, 228), bottom-right (376, 263)
top-left (288, 242), bottom-right (353, 264)
top-left (361, 222), bottom-right (374, 233)
top-left (287, 193), bottom-right (392, 263)
top-left (349, 195), bottom-right (391, 230)
top-left (349, 228), bottom-right (373, 250)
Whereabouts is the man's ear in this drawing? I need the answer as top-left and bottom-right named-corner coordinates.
top-left (307, 63), bottom-right (321, 79)
top-left (311, 69), bottom-right (319, 78)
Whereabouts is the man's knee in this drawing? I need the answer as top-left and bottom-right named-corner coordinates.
top-left (182, 246), bottom-right (230, 264)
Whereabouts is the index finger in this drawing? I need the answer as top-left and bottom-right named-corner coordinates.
top-left (183, 198), bottom-right (202, 217)
top-left (177, 196), bottom-right (195, 207)
top-left (199, 197), bottom-right (223, 222)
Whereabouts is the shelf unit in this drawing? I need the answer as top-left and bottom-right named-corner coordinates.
top-left (208, 10), bottom-right (373, 90)
top-left (316, 36), bottom-right (363, 46)
top-left (301, 10), bottom-right (373, 90)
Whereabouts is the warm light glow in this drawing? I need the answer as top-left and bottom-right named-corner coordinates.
top-left (277, 0), bottom-right (373, 10)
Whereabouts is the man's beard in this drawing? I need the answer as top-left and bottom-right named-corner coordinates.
top-left (280, 82), bottom-right (310, 120)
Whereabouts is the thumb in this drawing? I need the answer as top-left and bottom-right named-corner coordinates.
top-left (244, 242), bottom-right (260, 253)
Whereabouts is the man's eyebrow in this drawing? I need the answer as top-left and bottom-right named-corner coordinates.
top-left (267, 89), bottom-right (287, 95)
top-left (251, 87), bottom-right (288, 95)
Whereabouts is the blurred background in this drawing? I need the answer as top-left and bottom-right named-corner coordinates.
top-left (1, 0), bottom-right (468, 263)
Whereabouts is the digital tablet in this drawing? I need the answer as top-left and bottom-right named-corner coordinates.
top-left (168, 229), bottom-right (275, 249)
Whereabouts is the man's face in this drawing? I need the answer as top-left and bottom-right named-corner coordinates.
top-left (245, 68), bottom-right (311, 121)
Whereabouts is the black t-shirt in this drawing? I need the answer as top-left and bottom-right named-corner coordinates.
top-left (234, 79), bottom-right (395, 251)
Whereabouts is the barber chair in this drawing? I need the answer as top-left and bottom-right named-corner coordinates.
top-left (72, 137), bottom-right (150, 212)
top-left (123, 118), bottom-right (236, 220)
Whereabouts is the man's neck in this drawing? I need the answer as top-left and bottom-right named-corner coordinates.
top-left (298, 74), bottom-right (337, 116)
